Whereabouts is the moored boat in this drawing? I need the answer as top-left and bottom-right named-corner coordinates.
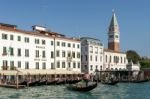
top-left (56, 79), bottom-right (66, 85)
top-left (37, 80), bottom-right (47, 86)
top-left (131, 79), bottom-right (149, 83)
top-left (19, 80), bottom-right (40, 87)
top-left (66, 82), bottom-right (97, 92)
top-left (66, 79), bottom-right (82, 84)
top-left (46, 80), bottom-right (58, 85)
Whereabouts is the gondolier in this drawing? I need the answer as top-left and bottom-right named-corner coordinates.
top-left (83, 72), bottom-right (91, 87)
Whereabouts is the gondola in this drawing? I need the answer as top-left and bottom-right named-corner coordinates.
top-left (131, 79), bottom-right (149, 83)
top-left (46, 80), bottom-right (58, 85)
top-left (66, 82), bottom-right (97, 92)
top-left (37, 80), bottom-right (47, 86)
top-left (19, 80), bottom-right (40, 86)
top-left (101, 80), bottom-right (119, 85)
top-left (66, 79), bottom-right (82, 84)
top-left (56, 79), bottom-right (66, 85)
top-left (19, 81), bottom-right (28, 86)
top-left (27, 80), bottom-right (40, 86)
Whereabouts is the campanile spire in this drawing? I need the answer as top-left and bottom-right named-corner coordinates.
top-left (108, 10), bottom-right (120, 52)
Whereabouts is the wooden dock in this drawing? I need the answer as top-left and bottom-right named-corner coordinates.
top-left (0, 84), bottom-right (26, 89)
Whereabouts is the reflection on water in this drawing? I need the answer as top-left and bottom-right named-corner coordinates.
top-left (0, 82), bottom-right (150, 99)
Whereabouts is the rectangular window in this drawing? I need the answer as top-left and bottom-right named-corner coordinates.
top-left (10, 61), bottom-right (14, 70)
top-left (90, 65), bottom-right (93, 70)
top-left (2, 34), bottom-right (7, 40)
top-left (18, 36), bottom-right (21, 41)
top-left (78, 62), bottom-right (80, 68)
top-left (90, 46), bottom-right (93, 53)
top-left (51, 63), bottom-right (54, 69)
top-left (42, 40), bottom-right (46, 45)
top-left (121, 57), bottom-right (122, 63)
top-left (36, 62), bottom-right (39, 69)
top-left (62, 42), bottom-right (66, 47)
top-left (2, 47), bottom-right (7, 56)
top-left (77, 52), bottom-right (80, 58)
top-left (77, 44), bottom-right (80, 49)
top-left (3, 60), bottom-right (8, 66)
top-left (18, 61), bottom-right (21, 68)
top-left (51, 41), bottom-right (54, 45)
top-left (10, 35), bottom-right (14, 40)
top-left (73, 62), bottom-right (76, 68)
top-left (72, 52), bottom-right (75, 58)
top-left (124, 57), bottom-right (126, 64)
top-left (35, 39), bottom-right (39, 44)
top-left (68, 62), bottom-right (71, 68)
top-left (10, 61), bottom-right (14, 66)
top-left (90, 55), bottom-right (92, 61)
top-left (62, 62), bottom-right (65, 68)
top-left (57, 41), bottom-right (60, 46)
top-left (57, 61), bottom-right (60, 68)
top-left (95, 47), bottom-right (98, 54)
top-left (35, 50), bottom-right (39, 57)
top-left (95, 56), bottom-right (97, 62)
top-left (9, 47), bottom-right (14, 56)
top-left (18, 48), bottom-right (21, 56)
top-left (68, 43), bottom-right (71, 47)
top-left (25, 62), bottom-right (29, 69)
top-left (24, 37), bottom-right (27, 42)
top-left (73, 44), bottom-right (75, 48)
top-left (96, 65), bottom-right (98, 69)
top-left (24, 37), bottom-right (29, 43)
top-left (106, 55), bottom-right (108, 63)
top-left (68, 51), bottom-right (71, 57)
top-left (62, 51), bottom-right (66, 57)
top-left (2, 60), bottom-right (8, 70)
top-left (42, 51), bottom-right (46, 58)
top-left (110, 56), bottom-right (112, 63)
top-left (56, 50), bottom-right (60, 57)
top-left (25, 49), bottom-right (29, 57)
top-left (51, 51), bottom-right (54, 58)
top-left (85, 55), bottom-right (87, 61)
top-left (42, 62), bottom-right (46, 69)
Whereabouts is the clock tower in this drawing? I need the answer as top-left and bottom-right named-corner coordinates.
top-left (108, 11), bottom-right (120, 52)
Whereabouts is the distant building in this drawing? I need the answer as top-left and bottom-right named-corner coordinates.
top-left (81, 37), bottom-right (103, 74)
top-left (0, 23), bottom-right (81, 73)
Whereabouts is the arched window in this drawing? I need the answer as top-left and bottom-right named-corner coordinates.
top-left (114, 56), bottom-right (115, 63)
top-left (121, 57), bottom-right (122, 63)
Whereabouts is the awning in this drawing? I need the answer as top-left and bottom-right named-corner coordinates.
top-left (17, 69), bottom-right (82, 75)
top-left (0, 70), bottom-right (23, 75)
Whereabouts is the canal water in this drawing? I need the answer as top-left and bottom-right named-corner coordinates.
top-left (0, 82), bottom-right (150, 99)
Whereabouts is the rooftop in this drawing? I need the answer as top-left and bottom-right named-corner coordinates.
top-left (0, 22), bottom-right (80, 42)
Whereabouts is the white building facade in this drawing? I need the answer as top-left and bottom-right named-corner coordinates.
top-left (0, 23), bottom-right (81, 73)
top-left (81, 37), bottom-right (103, 74)
top-left (104, 49), bottom-right (127, 70)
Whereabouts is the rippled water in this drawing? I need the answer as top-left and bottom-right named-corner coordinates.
top-left (0, 82), bottom-right (150, 99)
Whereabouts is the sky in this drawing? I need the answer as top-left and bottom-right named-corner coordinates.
top-left (0, 0), bottom-right (150, 57)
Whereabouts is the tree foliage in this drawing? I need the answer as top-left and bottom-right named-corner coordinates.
top-left (140, 59), bottom-right (150, 68)
top-left (126, 50), bottom-right (140, 64)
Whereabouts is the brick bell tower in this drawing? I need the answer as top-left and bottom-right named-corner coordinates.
top-left (108, 10), bottom-right (120, 52)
